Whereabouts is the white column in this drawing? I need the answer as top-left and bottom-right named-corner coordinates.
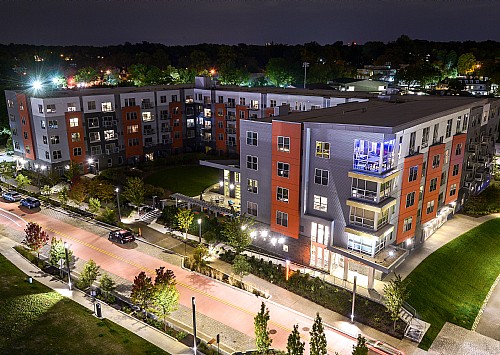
top-left (367, 267), bottom-right (375, 289)
top-left (343, 257), bottom-right (349, 280)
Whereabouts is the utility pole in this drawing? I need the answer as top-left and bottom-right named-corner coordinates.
top-left (303, 62), bottom-right (310, 89)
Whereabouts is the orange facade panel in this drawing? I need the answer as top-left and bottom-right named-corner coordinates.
top-left (122, 106), bottom-right (143, 158)
top-left (214, 103), bottom-right (227, 153)
top-left (421, 144), bottom-right (445, 224)
top-left (445, 134), bottom-right (467, 205)
top-left (17, 93), bottom-right (36, 160)
top-left (396, 154), bottom-right (424, 244)
top-left (65, 111), bottom-right (87, 169)
top-left (170, 102), bottom-right (183, 149)
top-left (270, 121), bottom-right (302, 239)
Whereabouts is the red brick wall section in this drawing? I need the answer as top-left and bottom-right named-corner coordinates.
top-left (445, 134), bottom-right (467, 204)
top-left (17, 93), bottom-right (36, 160)
top-left (421, 143), bottom-right (446, 224)
top-left (122, 106), bottom-right (143, 159)
top-left (65, 111), bottom-right (87, 169)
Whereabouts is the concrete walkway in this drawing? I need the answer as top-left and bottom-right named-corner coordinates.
top-left (0, 236), bottom-right (193, 355)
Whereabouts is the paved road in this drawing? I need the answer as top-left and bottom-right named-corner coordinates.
top-left (0, 200), bottom-right (396, 355)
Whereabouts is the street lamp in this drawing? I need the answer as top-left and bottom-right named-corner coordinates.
top-left (303, 61), bottom-right (310, 89)
top-left (34, 164), bottom-right (40, 187)
top-left (351, 275), bottom-right (357, 323)
top-left (192, 297), bottom-right (197, 354)
top-left (87, 158), bottom-right (94, 174)
top-left (64, 242), bottom-right (72, 290)
top-left (115, 188), bottom-right (122, 222)
top-left (197, 218), bottom-right (202, 243)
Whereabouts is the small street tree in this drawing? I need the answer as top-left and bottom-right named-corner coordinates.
top-left (309, 313), bottom-right (327, 355)
top-left (254, 301), bottom-right (272, 354)
top-left (176, 209), bottom-right (194, 239)
top-left (287, 324), bottom-right (305, 355)
top-left (192, 244), bottom-right (209, 269)
top-left (131, 271), bottom-right (155, 316)
top-left (383, 274), bottom-right (410, 331)
top-left (48, 236), bottom-right (73, 268)
top-left (64, 160), bottom-right (81, 183)
top-left (23, 222), bottom-right (49, 258)
top-left (58, 186), bottom-right (69, 208)
top-left (221, 215), bottom-right (254, 254)
top-left (15, 173), bottom-right (31, 191)
top-left (99, 207), bottom-right (116, 224)
top-left (88, 197), bottom-right (101, 214)
top-left (152, 266), bottom-right (179, 331)
top-left (69, 182), bottom-right (87, 204)
top-left (99, 273), bottom-right (116, 303)
top-left (232, 254), bottom-right (251, 282)
top-left (77, 259), bottom-right (101, 290)
top-left (352, 334), bottom-right (368, 355)
top-left (40, 185), bottom-right (52, 202)
top-left (122, 177), bottom-right (145, 208)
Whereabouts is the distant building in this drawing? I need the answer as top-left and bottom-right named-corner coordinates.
top-left (357, 65), bottom-right (397, 83)
top-left (456, 76), bottom-right (491, 96)
top-left (327, 78), bottom-right (387, 93)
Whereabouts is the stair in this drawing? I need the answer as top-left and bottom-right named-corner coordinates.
top-left (139, 208), bottom-right (161, 224)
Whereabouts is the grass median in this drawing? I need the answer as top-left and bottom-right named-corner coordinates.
top-left (405, 217), bottom-right (500, 350)
top-left (0, 254), bottom-right (167, 355)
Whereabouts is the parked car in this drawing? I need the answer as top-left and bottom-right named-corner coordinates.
top-left (2, 191), bottom-right (22, 202)
top-left (108, 230), bottom-right (136, 244)
top-left (20, 197), bottom-right (41, 209)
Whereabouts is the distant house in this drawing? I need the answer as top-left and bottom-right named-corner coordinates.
top-left (357, 65), bottom-right (397, 83)
top-left (327, 78), bottom-right (387, 93)
top-left (456, 76), bottom-right (491, 96)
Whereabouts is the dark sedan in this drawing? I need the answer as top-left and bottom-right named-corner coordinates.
top-left (108, 230), bottom-right (136, 244)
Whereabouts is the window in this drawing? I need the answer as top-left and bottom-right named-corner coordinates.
top-left (315, 141), bottom-right (330, 158)
top-left (43, 136), bottom-right (48, 144)
top-left (142, 112), bottom-right (153, 121)
top-left (126, 112), bottom-right (138, 120)
top-left (160, 110), bottom-right (169, 120)
top-left (409, 131), bottom-right (416, 153)
top-left (277, 136), bottom-right (290, 152)
top-left (314, 168), bottom-right (329, 185)
top-left (441, 172), bottom-right (447, 186)
top-left (124, 98), bottom-right (136, 107)
top-left (90, 146), bottom-right (102, 155)
top-left (247, 201), bottom-right (258, 216)
top-left (128, 138), bottom-right (139, 146)
top-left (452, 164), bottom-right (460, 176)
top-left (239, 97), bottom-right (246, 106)
top-left (270, 99), bottom-right (277, 107)
top-left (426, 200), bottom-right (435, 214)
top-left (9, 114), bottom-right (15, 122)
top-left (277, 187), bottom-right (289, 202)
top-left (246, 155), bottom-right (258, 170)
top-left (432, 123), bottom-right (439, 144)
top-left (455, 143), bottom-right (462, 156)
top-left (23, 131), bottom-right (28, 139)
top-left (46, 104), bottom-right (56, 113)
top-left (174, 119), bottom-right (180, 127)
top-left (73, 147), bottom-right (82, 156)
top-left (408, 166), bottom-right (418, 182)
top-left (87, 101), bottom-right (96, 110)
top-left (43, 150), bottom-right (48, 159)
top-left (104, 130), bottom-right (116, 140)
top-left (277, 162), bottom-right (289, 178)
top-left (101, 102), bottom-right (113, 112)
top-left (447, 183), bottom-right (457, 197)
top-left (247, 179), bottom-right (258, 193)
top-left (89, 132), bottom-right (101, 142)
top-left (403, 217), bottom-right (413, 232)
top-left (52, 150), bottom-right (62, 160)
top-left (246, 131), bottom-right (258, 146)
top-left (48, 120), bottom-right (58, 129)
top-left (88, 117), bottom-right (99, 128)
top-left (160, 95), bottom-right (167, 104)
top-left (174, 131), bottom-right (180, 139)
top-left (446, 119), bottom-right (453, 138)
top-left (171, 95), bottom-right (178, 102)
top-left (432, 154), bottom-right (440, 168)
top-left (429, 178), bottom-right (437, 192)
top-left (218, 133), bottom-right (224, 141)
top-left (456, 116), bottom-right (462, 134)
top-left (7, 99), bottom-right (13, 108)
top-left (250, 100), bottom-right (259, 109)
top-left (38, 104), bottom-right (43, 113)
top-left (444, 149), bottom-right (449, 164)
top-left (313, 195), bottom-right (327, 212)
top-left (25, 145), bottom-right (30, 154)
top-left (69, 117), bottom-right (79, 127)
top-left (421, 127), bottom-right (430, 147)
top-left (127, 125), bottom-right (139, 134)
top-left (406, 192), bottom-right (415, 208)
top-left (71, 133), bottom-right (81, 142)
top-left (276, 211), bottom-right (288, 227)
top-left (50, 135), bottom-right (60, 144)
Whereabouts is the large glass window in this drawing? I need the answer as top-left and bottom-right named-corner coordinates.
top-left (247, 179), bottom-right (258, 193)
top-left (277, 136), bottom-right (290, 152)
top-left (311, 222), bottom-right (330, 246)
top-left (315, 141), bottom-right (330, 158)
top-left (349, 207), bottom-right (375, 229)
top-left (313, 195), bottom-right (327, 212)
top-left (246, 131), bottom-right (258, 146)
top-left (246, 155), bottom-right (258, 170)
top-left (347, 234), bottom-right (373, 256)
top-left (353, 139), bottom-right (395, 173)
top-left (276, 211), bottom-right (288, 227)
top-left (277, 187), bottom-right (289, 202)
top-left (314, 168), bottom-right (329, 185)
top-left (351, 178), bottom-right (377, 201)
top-left (277, 162), bottom-right (289, 178)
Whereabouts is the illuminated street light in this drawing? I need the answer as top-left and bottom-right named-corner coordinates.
top-left (197, 218), bottom-right (202, 243)
top-left (31, 79), bottom-right (43, 91)
top-left (219, 180), bottom-right (224, 187)
top-left (115, 188), bottom-right (122, 221)
top-left (285, 260), bottom-right (290, 281)
top-left (260, 230), bottom-right (268, 238)
top-left (250, 231), bottom-right (257, 239)
top-left (229, 183), bottom-right (235, 190)
top-left (64, 242), bottom-right (72, 290)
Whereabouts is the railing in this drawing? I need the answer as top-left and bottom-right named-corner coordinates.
top-left (144, 129), bottom-right (156, 135)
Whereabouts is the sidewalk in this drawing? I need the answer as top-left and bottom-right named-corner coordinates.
top-left (0, 235), bottom-right (193, 355)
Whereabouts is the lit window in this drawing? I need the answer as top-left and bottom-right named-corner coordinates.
top-left (315, 141), bottom-right (330, 159)
top-left (67, 103), bottom-right (77, 112)
top-left (247, 179), bottom-right (258, 193)
top-left (50, 136), bottom-right (60, 144)
top-left (71, 133), bottom-right (81, 142)
top-left (142, 112), bottom-right (153, 121)
top-left (403, 217), bottom-right (413, 232)
top-left (127, 125), bottom-right (139, 134)
top-left (277, 162), bottom-right (289, 178)
top-left (426, 200), bottom-right (435, 214)
top-left (101, 102), bottom-right (113, 112)
top-left (104, 130), bottom-right (116, 140)
top-left (277, 187), bottom-right (289, 202)
top-left (313, 195), bottom-right (327, 212)
top-left (46, 104), bottom-right (56, 113)
top-left (69, 117), bottom-right (79, 127)
top-left (277, 136), bottom-right (290, 152)
top-left (449, 184), bottom-right (457, 196)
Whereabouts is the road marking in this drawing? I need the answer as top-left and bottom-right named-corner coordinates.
top-left (0, 207), bottom-right (27, 227)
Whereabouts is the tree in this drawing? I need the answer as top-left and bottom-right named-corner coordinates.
top-left (457, 52), bottom-right (477, 75)
top-left (78, 259), bottom-right (101, 290)
top-left (69, 181), bottom-right (87, 204)
top-left (192, 244), bottom-right (209, 269)
top-left (254, 302), bottom-right (272, 354)
top-left (99, 273), bottom-right (116, 303)
top-left (309, 313), bottom-right (327, 355)
top-left (154, 266), bottom-right (176, 286)
top-left (88, 197), bottom-right (101, 214)
top-left (58, 186), bottom-right (69, 208)
top-left (15, 173), bottom-right (31, 191)
top-left (287, 324), bottom-right (305, 355)
top-left (352, 334), bottom-right (368, 355)
top-left (99, 207), bottom-right (116, 224)
top-left (232, 254), bottom-right (251, 282)
top-left (121, 177), bottom-right (145, 208)
top-left (23, 222), bottom-right (49, 258)
top-left (159, 205), bottom-right (179, 227)
top-left (64, 160), bottom-right (81, 183)
top-left (88, 179), bottom-right (116, 202)
top-left (153, 282), bottom-right (179, 331)
top-left (130, 271), bottom-right (155, 316)
top-left (221, 215), bottom-right (254, 254)
top-left (176, 209), bottom-right (194, 239)
top-left (48, 236), bottom-right (72, 267)
top-left (447, 78), bottom-right (465, 91)
top-left (266, 58), bottom-right (295, 87)
top-left (40, 185), bottom-right (52, 201)
top-left (383, 274), bottom-right (410, 331)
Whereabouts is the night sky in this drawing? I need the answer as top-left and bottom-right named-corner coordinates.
top-left (1, 0), bottom-right (499, 46)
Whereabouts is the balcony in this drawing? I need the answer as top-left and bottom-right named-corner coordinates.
top-left (225, 115), bottom-right (236, 121)
top-left (144, 129), bottom-right (156, 135)
top-left (226, 128), bottom-right (236, 135)
top-left (141, 103), bottom-right (154, 110)
top-left (226, 140), bottom-right (237, 147)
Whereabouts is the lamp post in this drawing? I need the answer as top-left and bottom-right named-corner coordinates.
top-left (64, 242), bottom-right (72, 290)
top-left (115, 188), bottom-right (121, 222)
top-left (192, 297), bottom-right (197, 354)
top-left (40, 165), bottom-right (46, 186)
top-left (197, 218), bottom-right (202, 243)
top-left (303, 62), bottom-right (310, 89)
top-left (351, 275), bottom-right (357, 323)
top-left (87, 158), bottom-right (94, 174)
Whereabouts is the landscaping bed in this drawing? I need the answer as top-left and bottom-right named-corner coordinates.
top-left (463, 180), bottom-right (500, 216)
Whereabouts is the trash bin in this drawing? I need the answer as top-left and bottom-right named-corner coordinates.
top-left (95, 303), bottom-right (102, 318)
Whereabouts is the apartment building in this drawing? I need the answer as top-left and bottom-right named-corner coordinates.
top-left (214, 96), bottom-right (499, 288)
top-left (5, 79), bottom-right (368, 174)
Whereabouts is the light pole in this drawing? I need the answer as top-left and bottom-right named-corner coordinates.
top-left (87, 158), bottom-right (94, 174)
top-left (192, 297), bottom-right (197, 354)
top-left (351, 275), bottom-right (357, 323)
top-left (40, 165), bottom-right (46, 186)
top-left (64, 242), bottom-right (72, 290)
top-left (115, 188), bottom-right (122, 222)
top-left (303, 61), bottom-right (310, 89)
top-left (197, 218), bottom-right (202, 243)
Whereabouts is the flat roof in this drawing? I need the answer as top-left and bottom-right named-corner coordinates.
top-left (268, 96), bottom-right (490, 131)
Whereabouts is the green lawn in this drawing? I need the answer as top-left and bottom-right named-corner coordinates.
top-left (0, 254), bottom-right (167, 355)
top-left (144, 165), bottom-right (220, 197)
top-left (405, 218), bottom-right (500, 350)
